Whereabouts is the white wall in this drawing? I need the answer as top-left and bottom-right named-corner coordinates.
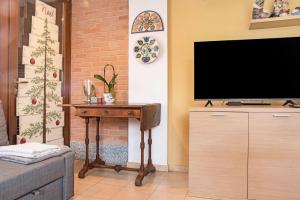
top-left (128, 0), bottom-right (168, 166)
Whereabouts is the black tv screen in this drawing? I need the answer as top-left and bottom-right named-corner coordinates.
top-left (194, 37), bottom-right (300, 100)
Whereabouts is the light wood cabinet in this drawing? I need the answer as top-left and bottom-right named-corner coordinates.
top-left (189, 107), bottom-right (300, 200)
top-left (189, 112), bottom-right (248, 200)
top-left (249, 113), bottom-right (300, 200)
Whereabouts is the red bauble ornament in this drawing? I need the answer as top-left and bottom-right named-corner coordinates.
top-left (31, 98), bottom-right (37, 105)
top-left (20, 138), bottom-right (26, 144)
top-left (53, 71), bottom-right (57, 78)
top-left (30, 58), bottom-right (35, 65)
top-left (56, 120), bottom-right (60, 126)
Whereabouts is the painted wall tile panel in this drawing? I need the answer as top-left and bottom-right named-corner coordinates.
top-left (17, 134), bottom-right (43, 144)
top-left (16, 96), bottom-right (63, 116)
top-left (19, 112), bottom-right (64, 130)
top-left (17, 130), bottom-right (63, 144)
top-left (47, 138), bottom-right (64, 146)
top-left (54, 54), bottom-right (63, 69)
top-left (24, 65), bottom-right (60, 81)
top-left (29, 33), bottom-right (59, 52)
top-left (35, 0), bottom-right (56, 25)
top-left (32, 16), bottom-right (58, 40)
top-left (22, 46), bottom-right (62, 69)
top-left (22, 46), bottom-right (44, 66)
top-left (18, 79), bottom-right (61, 97)
top-left (46, 128), bottom-right (63, 142)
top-left (18, 114), bottom-right (64, 143)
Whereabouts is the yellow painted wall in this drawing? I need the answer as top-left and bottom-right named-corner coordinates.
top-left (168, 0), bottom-right (300, 170)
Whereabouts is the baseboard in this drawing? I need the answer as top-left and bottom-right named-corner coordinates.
top-left (168, 164), bottom-right (188, 172)
top-left (127, 162), bottom-right (169, 172)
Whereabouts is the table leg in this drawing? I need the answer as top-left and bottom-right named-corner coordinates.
top-left (78, 117), bottom-right (91, 178)
top-left (135, 130), bottom-right (145, 186)
top-left (93, 117), bottom-right (105, 165)
top-left (146, 129), bottom-right (156, 173)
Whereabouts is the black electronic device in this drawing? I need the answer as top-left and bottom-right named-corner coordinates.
top-left (194, 37), bottom-right (300, 104)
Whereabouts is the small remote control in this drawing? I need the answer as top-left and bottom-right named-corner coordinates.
top-left (289, 104), bottom-right (300, 108)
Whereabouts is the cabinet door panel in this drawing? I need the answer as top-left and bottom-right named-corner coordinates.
top-left (249, 113), bottom-right (300, 200)
top-left (189, 112), bottom-right (248, 200)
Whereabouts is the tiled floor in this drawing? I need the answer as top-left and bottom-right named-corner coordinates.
top-left (73, 160), bottom-right (200, 200)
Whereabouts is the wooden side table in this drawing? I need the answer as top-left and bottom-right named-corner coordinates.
top-left (72, 103), bottom-right (161, 186)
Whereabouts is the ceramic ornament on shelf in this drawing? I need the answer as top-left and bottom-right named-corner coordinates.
top-left (273, 0), bottom-right (290, 17)
top-left (252, 1), bottom-right (263, 19)
top-left (16, 0), bottom-right (64, 145)
top-left (134, 37), bottom-right (159, 64)
top-left (292, 7), bottom-right (300, 15)
top-left (131, 10), bottom-right (164, 33)
top-left (280, 0), bottom-right (290, 16)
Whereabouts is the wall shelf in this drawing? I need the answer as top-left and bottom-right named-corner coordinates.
top-left (249, 15), bottom-right (300, 29)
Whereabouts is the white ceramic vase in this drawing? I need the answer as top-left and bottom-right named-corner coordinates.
top-left (103, 93), bottom-right (115, 104)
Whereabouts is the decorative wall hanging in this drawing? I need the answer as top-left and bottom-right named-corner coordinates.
top-left (134, 37), bottom-right (159, 64)
top-left (17, 0), bottom-right (64, 145)
top-left (131, 10), bottom-right (164, 33)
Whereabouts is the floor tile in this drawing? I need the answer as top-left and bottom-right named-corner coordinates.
top-left (148, 187), bottom-right (188, 200)
top-left (111, 188), bottom-right (152, 200)
top-left (78, 181), bottom-right (122, 199)
top-left (74, 171), bottom-right (103, 195)
top-left (73, 160), bottom-right (190, 200)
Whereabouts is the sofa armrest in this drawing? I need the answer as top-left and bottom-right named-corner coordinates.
top-left (62, 151), bottom-right (75, 200)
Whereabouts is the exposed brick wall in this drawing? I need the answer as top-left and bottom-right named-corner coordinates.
top-left (71, 0), bottom-right (128, 145)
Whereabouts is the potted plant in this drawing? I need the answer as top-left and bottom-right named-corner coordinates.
top-left (94, 64), bottom-right (118, 103)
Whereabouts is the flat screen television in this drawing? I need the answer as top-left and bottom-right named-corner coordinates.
top-left (194, 37), bottom-right (300, 100)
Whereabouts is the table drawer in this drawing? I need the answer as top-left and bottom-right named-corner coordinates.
top-left (76, 108), bottom-right (141, 118)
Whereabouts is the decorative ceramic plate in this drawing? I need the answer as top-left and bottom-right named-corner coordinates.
top-left (131, 10), bottom-right (164, 33)
top-left (134, 37), bottom-right (159, 64)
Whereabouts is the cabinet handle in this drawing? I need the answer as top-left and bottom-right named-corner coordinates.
top-left (273, 114), bottom-right (290, 118)
top-left (211, 113), bottom-right (226, 117)
top-left (128, 111), bottom-right (133, 116)
top-left (81, 110), bottom-right (87, 114)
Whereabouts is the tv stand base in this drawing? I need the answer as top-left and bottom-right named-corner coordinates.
top-left (226, 101), bottom-right (242, 106)
top-left (282, 100), bottom-right (296, 106)
top-left (204, 100), bottom-right (213, 107)
top-left (226, 101), bottom-right (271, 106)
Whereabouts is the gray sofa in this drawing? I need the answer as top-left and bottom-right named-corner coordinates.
top-left (0, 100), bottom-right (74, 200)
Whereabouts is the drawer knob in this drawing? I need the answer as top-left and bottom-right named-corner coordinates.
top-left (81, 110), bottom-right (87, 114)
top-left (128, 111), bottom-right (133, 115)
top-left (104, 110), bottom-right (109, 114)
